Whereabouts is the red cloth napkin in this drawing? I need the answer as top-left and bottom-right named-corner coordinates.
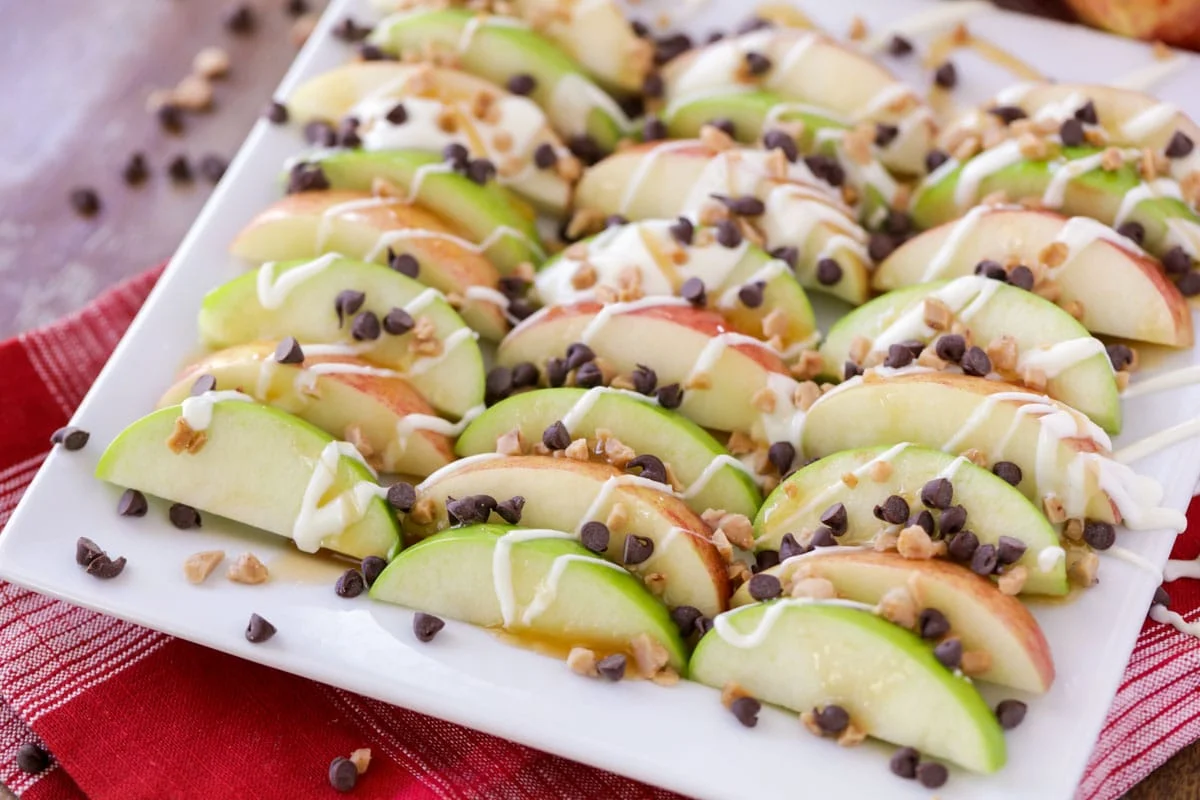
top-left (0, 268), bottom-right (1198, 800)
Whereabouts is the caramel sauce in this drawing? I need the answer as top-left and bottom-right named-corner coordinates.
top-left (267, 547), bottom-right (358, 584)
top-left (923, 28), bottom-right (1045, 82)
top-left (490, 629), bottom-right (644, 673)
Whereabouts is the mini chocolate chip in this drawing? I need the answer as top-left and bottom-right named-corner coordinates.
top-left (935, 334), bottom-right (966, 363)
top-left (1163, 245), bottom-right (1192, 275)
top-left (1116, 220), bottom-right (1145, 246)
top-left (631, 364), bottom-right (657, 395)
top-left (779, 532), bottom-right (807, 560)
top-left (738, 281), bottom-right (765, 308)
top-left (890, 746), bottom-right (919, 779)
top-left (768, 442), bottom-right (795, 474)
top-left (884, 343), bottom-right (913, 369)
top-left (679, 277), bottom-right (707, 307)
top-left (466, 159), bottom-right (496, 185)
top-left (667, 606), bottom-right (701, 639)
top-left (386, 482), bottom-right (415, 513)
top-left (1002, 263), bottom-right (1035, 291)
top-left (715, 219), bottom-right (743, 248)
top-left (995, 699), bottom-right (1027, 730)
top-left (16, 743), bottom-right (49, 775)
top-left (933, 61), bottom-right (957, 88)
top-left (191, 374), bottom-right (217, 395)
top-left (447, 494), bottom-right (497, 525)
top-left (875, 122), bottom-right (900, 147)
top-left (566, 342), bottom-right (595, 370)
top-left (274, 337), bottom-right (304, 364)
top-left (543, 421), bottom-right (571, 451)
top-left (199, 154), bottom-right (227, 183)
top-left (810, 527), bottom-right (838, 548)
top-left (755, 549), bottom-right (781, 572)
top-left (947, 529), bottom-right (978, 561)
top-left (358, 43), bottom-right (388, 61)
top-left (815, 705), bottom-right (849, 735)
top-left (867, 233), bottom-right (896, 263)
top-left (76, 537), bottom-right (105, 567)
top-left (875, 495), bottom-right (910, 525)
top-left (1177, 271), bottom-right (1200, 296)
top-left (989, 105), bottom-right (1027, 125)
top-left (329, 756), bottom-right (358, 792)
top-left (960, 346), bottom-right (992, 376)
top-left (546, 357), bottom-right (569, 388)
top-left (940, 505), bottom-right (967, 536)
top-left (627, 454), bottom-right (667, 484)
top-left (117, 488), bottom-right (148, 518)
top-left (970, 543), bottom-right (998, 575)
top-left (286, 162), bottom-right (327, 192)
top-left (575, 362), bottom-right (604, 388)
top-left (1166, 130), bottom-right (1195, 159)
top-left (748, 573), bottom-right (782, 601)
top-left (992, 461), bottom-right (1022, 486)
top-left (332, 16), bottom-right (371, 42)
top-left (157, 103), bottom-right (184, 134)
top-left (762, 129), bottom-right (798, 162)
top-left (925, 148), bottom-right (950, 173)
top-left (361, 556), bottom-right (387, 587)
top-left (912, 510), bottom-right (935, 537)
top-left (996, 535), bottom-right (1028, 566)
top-left (715, 194), bottom-right (765, 217)
top-left (511, 362), bottom-right (539, 389)
top-left (596, 653), bottom-right (627, 681)
top-left (506, 73), bottom-right (537, 96)
top-left (533, 142), bottom-right (558, 169)
top-left (86, 554), bottom-right (127, 579)
top-left (819, 503), bottom-right (847, 535)
top-left (1083, 520), bottom-right (1116, 551)
top-left (656, 383), bottom-right (684, 409)
top-left (975, 258), bottom-right (1007, 280)
top-left (498, 276), bottom-right (529, 299)
top-left (934, 637), bottom-right (963, 669)
top-left (351, 311), bottom-right (381, 341)
top-left (334, 290), bottom-right (365, 326)
top-left (706, 117), bottom-right (736, 138)
top-left (884, 211), bottom-right (914, 238)
top-left (1154, 585), bottom-right (1171, 608)
top-left (580, 521), bottom-right (610, 554)
top-left (643, 116), bottom-right (668, 142)
top-left (642, 72), bottom-right (664, 98)
top-left (443, 142), bottom-right (470, 169)
top-left (335, 569), bottom-right (365, 598)
top-left (304, 121), bottom-right (337, 146)
top-left (804, 154), bottom-right (845, 187)
top-left (122, 152), bottom-right (149, 185)
top-left (1059, 117), bottom-right (1085, 147)
top-left (567, 134), bottom-right (604, 165)
top-left (1074, 100), bottom-right (1098, 124)
top-left (844, 361), bottom-right (863, 380)
top-left (921, 478), bottom-right (953, 510)
top-left (668, 216), bottom-right (694, 246)
top-left (744, 51), bottom-right (772, 75)
top-left (695, 615), bottom-right (714, 636)
top-left (771, 246), bottom-right (799, 269)
top-left (383, 307), bottom-right (415, 336)
top-left (917, 608), bottom-right (950, 640)
top-left (169, 503), bottom-right (201, 529)
top-left (224, 3), bottom-right (255, 33)
top-left (245, 613), bottom-right (276, 643)
top-left (622, 533), bottom-right (654, 565)
top-left (917, 762), bottom-right (948, 789)
top-left (730, 695), bottom-right (761, 727)
top-left (69, 187), bottom-right (101, 217)
top-left (653, 32), bottom-right (692, 65)
top-left (383, 252), bottom-right (419, 282)
top-left (51, 425), bottom-right (90, 451)
top-left (888, 35), bottom-right (914, 56)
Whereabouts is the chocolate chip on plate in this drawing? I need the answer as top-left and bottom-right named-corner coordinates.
top-left (820, 503), bottom-right (848, 535)
top-left (546, 357), bottom-right (569, 388)
top-left (191, 374), bottom-right (217, 395)
top-left (156, 103), bottom-right (185, 134)
top-left (386, 481), bottom-right (416, 513)
top-left (975, 258), bottom-right (1007, 280)
top-left (224, 3), bottom-right (256, 34)
top-left (533, 143), bottom-right (558, 171)
top-left (655, 383), bottom-right (684, 409)
top-left (843, 361), bottom-right (863, 380)
top-left (988, 105), bottom-right (1027, 125)
top-left (971, 543), bottom-right (999, 575)
top-left (245, 613), bottom-right (276, 643)
top-left (925, 148), bottom-right (950, 173)
top-left (992, 461), bottom-right (1022, 486)
top-left (383, 307), bottom-right (414, 335)
top-left (642, 116), bottom-right (668, 142)
top-left (917, 608), bottom-right (950, 640)
top-left (51, 426), bottom-right (90, 451)
top-left (329, 756), bottom-right (358, 792)
top-left (920, 478), bottom-right (953, 510)
top-left (304, 121), bottom-right (337, 146)
top-left (351, 310), bottom-right (381, 341)
top-left (446, 495), bottom-right (494, 525)
top-left (744, 51), bottom-right (772, 75)
top-left (889, 746), bottom-right (920, 780)
top-left (730, 695), bottom-right (761, 727)
top-left (771, 247), bottom-right (799, 270)
top-left (947, 529), bottom-right (979, 561)
top-left (887, 35), bottom-right (913, 56)
top-left (199, 154), bottom-right (227, 183)
top-left (122, 152), bottom-right (150, 185)
top-left (960, 346), bottom-right (992, 377)
top-left (274, 337), bottom-right (304, 364)
top-left (995, 699), bottom-right (1027, 730)
top-left (705, 117), bottom-right (736, 138)
top-left (413, 612), bottom-right (445, 643)
top-left (940, 505), bottom-right (968, 536)
top-left (361, 556), bottom-right (387, 587)
top-left (286, 162), bottom-right (328, 193)
top-left (1106, 343), bottom-right (1134, 372)
top-left (580, 521), bottom-right (610, 554)
top-left (466, 158), bottom-right (496, 185)
top-left (596, 653), bottom-right (627, 681)
top-left (117, 488), bottom-right (148, 517)
top-left (622, 533), bottom-right (654, 565)
top-left (543, 420), bottom-right (571, 451)
top-left (747, 573), bottom-right (782, 601)
top-left (511, 362), bottom-right (539, 389)
top-left (1163, 245), bottom-right (1193, 275)
top-left (875, 122), bottom-right (900, 147)
top-left (76, 536), bottom-right (104, 567)
top-left (85, 554), bottom-right (126, 579)
top-left (917, 761), bottom-right (948, 789)
top-left (1084, 520), bottom-right (1116, 551)
top-left (642, 72), bottom-right (664, 99)
top-left (16, 743), bottom-right (50, 775)
top-left (670, 605), bottom-right (702, 636)
top-left (1074, 100), bottom-right (1098, 124)
top-left (934, 637), bottom-right (963, 669)
top-left (814, 704), bottom-right (849, 735)
top-left (867, 232), bottom-right (897, 263)
top-left (335, 569), bottom-right (365, 598)
top-left (715, 194), bottom-right (766, 217)
top-left (168, 503), bottom-right (202, 529)
top-left (779, 533), bottom-right (807, 561)
top-left (933, 61), bottom-right (957, 89)
top-left (874, 495), bottom-right (909, 525)
top-left (265, 101), bottom-right (289, 125)
top-left (1116, 220), bottom-right (1145, 246)
top-left (767, 441), bottom-right (795, 474)
top-left (694, 616), bottom-right (713, 636)
top-left (627, 454), bottom-right (667, 484)
top-left (495, 496), bottom-right (525, 525)
top-left (680, 277), bottom-right (707, 307)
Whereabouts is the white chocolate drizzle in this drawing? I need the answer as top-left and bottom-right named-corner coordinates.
top-left (1037, 546), bottom-right (1065, 574)
top-left (292, 440), bottom-right (387, 553)
top-left (256, 253), bottom-right (342, 310)
top-left (1113, 417), bottom-right (1200, 465)
top-left (713, 597), bottom-right (877, 649)
top-left (1149, 603), bottom-right (1200, 640)
top-left (179, 391), bottom-right (254, 432)
top-left (1123, 365), bottom-right (1200, 399)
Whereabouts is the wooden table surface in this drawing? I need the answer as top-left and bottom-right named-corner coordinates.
top-left (0, 0), bottom-right (1195, 796)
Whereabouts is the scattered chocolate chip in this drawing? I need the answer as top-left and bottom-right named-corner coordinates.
top-left (76, 537), bottom-right (104, 567)
top-left (1074, 100), bottom-right (1098, 124)
top-left (680, 277), bottom-right (707, 307)
top-left (122, 152), bottom-right (150, 185)
top-left (715, 219), bottom-right (743, 248)
top-left (884, 343), bottom-right (913, 369)
top-left (622, 533), bottom-right (654, 565)
top-left (199, 154), bottom-right (227, 183)
top-left (642, 72), bottom-right (664, 98)
top-left (329, 756), bottom-right (358, 792)
top-left (768, 442), bottom-right (795, 474)
top-left (992, 461), bottom-right (1022, 486)
top-left (779, 532), bottom-right (806, 560)
top-left (947, 530), bottom-right (978, 563)
top-left (810, 527), bottom-right (838, 548)
top-left (656, 383), bottom-right (684, 409)
top-left (631, 364), bottom-right (657, 395)
top-left (715, 194), bottom-right (766, 217)
top-left (466, 158), bottom-right (496, 185)
top-left (960, 346), bottom-right (992, 377)
top-left (285, 0), bottom-right (308, 16)
top-left (567, 134), bottom-right (604, 165)
top-left (940, 505), bottom-right (967, 536)
top-left (875, 122), bottom-right (900, 147)
top-left (917, 762), bottom-right (948, 789)
top-left (351, 311), bottom-right (381, 341)
top-left (1154, 585), bottom-right (1171, 608)
top-left (975, 258), bottom-right (1007, 280)
top-left (755, 549), bottom-right (781, 572)
top-left (511, 362), bottom-right (538, 389)
top-left (191, 374), bottom-right (217, 395)
top-left (169, 503), bottom-right (202, 530)
top-left (744, 51), bottom-right (772, 76)
top-left (747, 573), bottom-right (782, 601)
top-left (286, 162), bottom-right (328, 193)
top-left (1163, 245), bottom-right (1192, 275)
top-left (730, 695), bottom-right (761, 727)
top-left (442, 142), bottom-right (470, 169)
top-left (580, 521), bottom-right (610, 554)
top-left (506, 73), bottom-right (537, 96)
top-left (1116, 220), bottom-right (1145, 246)
top-left (114, 488), bottom-right (149, 520)
top-left (643, 116), bottom-right (668, 142)
top-left (933, 61), bottom-right (957, 89)
top-left (542, 421), bottom-right (571, 451)
top-left (386, 481), bottom-right (415, 513)
top-left (917, 608), bottom-right (950, 640)
top-left (304, 121), bottom-right (337, 146)
top-left (738, 281), bottom-right (765, 308)
top-left (1059, 117), bottom-right (1085, 147)
top-left (935, 334), bottom-right (966, 363)
top-left (358, 43), bottom-right (388, 61)
top-left (566, 342), bottom-right (595, 370)
top-left (889, 746), bottom-right (919, 780)
top-left (361, 556), bottom-right (386, 587)
top-left (1166, 130), bottom-right (1195, 159)
top-left (16, 743), bottom-right (50, 775)
top-left (912, 509), bottom-right (935, 537)
top-left (627, 454), bottom-right (667, 484)
top-left (706, 117), bottom-right (737, 138)
top-left (51, 425), bottom-right (90, 451)
top-left (934, 637), bottom-right (963, 669)
top-left (995, 699), bottom-right (1027, 730)
top-left (804, 154), bottom-right (844, 187)
top-left (814, 704), bottom-right (849, 735)
top-left (868, 232), bottom-right (897, 263)
top-left (597, 653), bottom-right (627, 681)
top-left (843, 361), bottom-right (863, 380)
top-left (69, 187), bottom-right (101, 217)
top-left (920, 478), bottom-right (953, 510)
top-left (887, 35), bottom-right (914, 56)
top-left (274, 336), bottom-right (304, 364)
top-left (332, 16), bottom-right (371, 42)
top-left (157, 103), bottom-right (185, 134)
top-left (771, 246), bottom-right (799, 269)
top-left (875, 495), bottom-right (909, 525)
top-left (1083, 520), bottom-right (1116, 551)
top-left (668, 216), bottom-right (694, 246)
top-left (86, 553), bottom-right (127, 579)
top-left (996, 535), bottom-right (1028, 566)
top-left (245, 613), bottom-right (276, 643)
top-left (546, 357), bottom-right (569, 388)
top-left (925, 148), bottom-right (950, 173)
top-left (335, 569), bottom-right (365, 598)
top-left (989, 105), bottom-right (1027, 125)
top-left (575, 361), bottom-right (604, 388)
top-left (762, 129), bottom-right (798, 162)
top-left (970, 543), bottom-right (998, 575)
top-left (224, 3), bottom-right (255, 34)
top-left (1008, 264), bottom-right (1035, 291)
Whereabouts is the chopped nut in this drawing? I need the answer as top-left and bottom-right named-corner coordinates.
top-left (877, 585), bottom-right (916, 629)
top-left (651, 667), bottom-right (681, 686)
top-left (789, 350), bottom-right (824, 381)
top-left (686, 371), bottom-right (713, 391)
top-left (848, 336), bottom-right (871, 365)
top-left (1116, 370), bottom-right (1130, 391)
top-left (789, 576), bottom-right (836, 600)
top-left (709, 529), bottom-right (735, 563)
top-left (699, 123), bottom-right (735, 151)
top-left (792, 380), bottom-right (822, 411)
top-left (1068, 549), bottom-right (1099, 587)
top-left (1017, 133), bottom-right (1049, 160)
top-left (172, 75), bottom-right (214, 111)
top-left (1101, 147), bottom-right (1125, 171)
top-left (842, 124), bottom-right (874, 166)
top-left (1039, 242), bottom-right (1068, 268)
top-left (764, 147), bottom-right (789, 180)
top-left (227, 553), bottom-right (269, 585)
top-left (721, 681), bottom-right (750, 708)
top-left (496, 428), bottom-right (525, 456)
top-left (1084, 126), bottom-right (1107, 146)
top-left (1035, 278), bottom-right (1063, 302)
top-left (752, 386), bottom-right (778, 414)
top-left (986, 335), bottom-right (1018, 373)
top-left (695, 198), bottom-right (728, 227)
top-left (1043, 495), bottom-right (1067, 524)
top-left (567, 646), bottom-right (599, 677)
top-left (727, 561), bottom-right (752, 588)
top-left (1140, 147), bottom-right (1161, 181)
top-left (193, 46), bottom-right (231, 79)
top-left (1063, 518), bottom-right (1084, 542)
top-left (349, 748), bottom-right (371, 775)
top-left (167, 417), bottom-right (207, 454)
top-left (873, 529), bottom-right (899, 552)
top-left (847, 15), bottom-right (868, 40)
top-left (410, 497), bottom-right (435, 525)
top-left (1022, 366), bottom-right (1048, 392)
top-left (492, 130), bottom-right (513, 154)
top-left (716, 513), bottom-right (755, 550)
top-left (184, 550), bottom-right (225, 584)
top-left (916, 347), bottom-right (948, 370)
top-left (555, 154), bottom-right (583, 182)
top-left (570, 262), bottom-right (597, 290)
top-left (963, 448), bottom-right (988, 468)
top-left (1062, 299), bottom-right (1085, 320)
top-left (897, 525), bottom-right (942, 560)
top-left (980, 189), bottom-right (1010, 207)
top-left (600, 435), bottom-right (636, 468)
top-left (961, 649), bottom-right (993, 676)
top-left (953, 135), bottom-right (982, 162)
top-left (841, 471), bottom-right (859, 489)
top-left (997, 565), bottom-right (1028, 595)
top-left (631, 633), bottom-right (670, 678)
top-left (923, 297), bottom-right (953, 331)
top-left (868, 459), bottom-right (893, 482)
top-left (1181, 172), bottom-right (1200, 207)
top-left (617, 266), bottom-right (644, 302)
top-left (837, 722), bottom-right (867, 748)
top-left (564, 437), bottom-right (590, 461)
top-left (727, 431), bottom-right (756, 456)
top-left (800, 709), bottom-right (823, 737)
top-left (762, 309), bottom-right (789, 340)
top-left (605, 502), bottom-right (630, 532)
top-left (1153, 40), bottom-right (1174, 60)
top-left (643, 572), bottom-right (667, 596)
top-left (344, 424), bottom-right (375, 464)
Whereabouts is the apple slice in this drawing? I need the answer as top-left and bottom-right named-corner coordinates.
top-left (295, 149), bottom-right (544, 272)
top-left (407, 454), bottom-right (729, 615)
top-left (496, 299), bottom-right (803, 440)
top-left (231, 190), bottom-right (509, 341)
top-left (534, 220), bottom-right (817, 354)
top-left (158, 342), bottom-right (455, 477)
top-left (198, 256), bottom-right (485, 419)
top-left (95, 395), bottom-right (400, 559)
top-left (911, 142), bottom-right (1200, 261)
top-left (574, 142), bottom-right (873, 304)
top-left (731, 550), bottom-right (1054, 692)
top-left (287, 62), bottom-right (572, 212)
top-left (753, 445), bottom-right (1065, 595)
top-left (456, 387), bottom-right (763, 519)
top-left (690, 600), bottom-right (1006, 772)
top-left (820, 276), bottom-right (1122, 432)
top-left (371, 523), bottom-right (688, 673)
top-left (873, 206), bottom-right (1193, 347)
top-left (368, 8), bottom-right (634, 151)
top-left (660, 29), bottom-right (936, 175)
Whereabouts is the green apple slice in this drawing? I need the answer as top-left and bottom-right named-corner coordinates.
top-left (95, 395), bottom-right (400, 559)
top-left (287, 62), bottom-right (572, 212)
top-left (820, 276), bottom-right (1122, 433)
top-left (911, 143), bottom-right (1200, 260)
top-left (370, 523), bottom-right (687, 672)
top-left (730, 551), bottom-right (1055, 693)
top-left (407, 454), bottom-right (729, 615)
top-left (158, 342), bottom-right (456, 477)
top-left (496, 299), bottom-right (803, 439)
top-left (198, 256), bottom-right (485, 419)
top-left (753, 444), bottom-right (1065, 595)
top-left (690, 600), bottom-right (1006, 772)
top-left (368, 8), bottom-right (633, 150)
top-left (573, 142), bottom-right (873, 304)
top-left (873, 206), bottom-right (1193, 347)
top-left (294, 149), bottom-right (544, 272)
top-left (230, 190), bottom-right (509, 341)
top-left (534, 220), bottom-right (817, 353)
top-left (456, 387), bottom-right (762, 519)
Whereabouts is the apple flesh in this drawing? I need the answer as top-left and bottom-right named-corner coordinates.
top-left (95, 398), bottom-right (400, 559)
top-left (820, 277), bottom-right (1122, 433)
top-left (456, 387), bottom-right (763, 519)
top-left (407, 454), bottom-right (729, 615)
top-left (873, 207), bottom-right (1193, 347)
top-left (689, 600), bottom-right (1007, 773)
top-left (730, 550), bottom-right (1055, 693)
top-left (230, 190), bottom-right (509, 341)
top-left (371, 523), bottom-right (688, 672)
top-left (158, 342), bottom-right (456, 477)
top-left (509, 0), bottom-right (650, 94)
top-left (198, 257), bottom-right (485, 419)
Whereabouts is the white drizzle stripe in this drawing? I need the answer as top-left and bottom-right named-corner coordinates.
top-left (364, 224), bottom-right (541, 263)
top-left (1164, 557), bottom-right (1200, 582)
top-left (519, 554), bottom-right (627, 626)
top-left (396, 404), bottom-right (485, 439)
top-left (1104, 545), bottom-right (1165, 579)
top-left (179, 391), bottom-right (254, 431)
top-left (316, 197), bottom-right (396, 250)
top-left (1037, 546), bottom-right (1065, 574)
top-left (256, 253), bottom-right (342, 310)
top-left (1149, 604), bottom-right (1200, 641)
top-left (416, 452), bottom-right (506, 491)
top-left (407, 328), bottom-right (480, 376)
top-left (919, 205), bottom-right (989, 282)
top-left (493, 529), bottom-right (574, 627)
top-left (712, 598), bottom-right (877, 649)
top-left (1123, 366), bottom-right (1200, 399)
top-left (1016, 338), bottom-right (1110, 380)
top-left (292, 441), bottom-right (386, 553)
top-left (1113, 418), bottom-right (1200, 465)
